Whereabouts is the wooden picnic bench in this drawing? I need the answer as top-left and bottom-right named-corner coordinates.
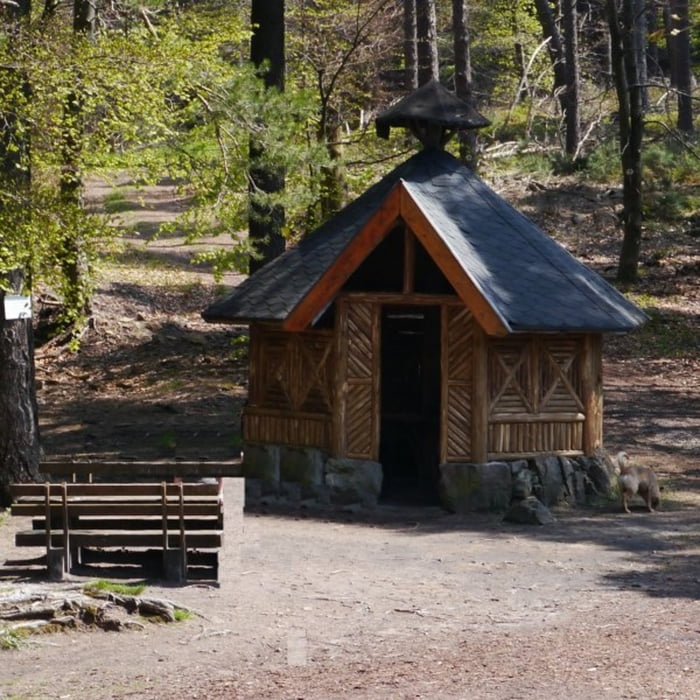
top-left (10, 460), bottom-right (243, 583)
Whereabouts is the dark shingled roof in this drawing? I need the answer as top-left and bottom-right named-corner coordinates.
top-left (202, 149), bottom-right (647, 333)
top-left (375, 79), bottom-right (490, 140)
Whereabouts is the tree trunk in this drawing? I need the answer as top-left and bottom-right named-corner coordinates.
top-left (632, 0), bottom-right (648, 111)
top-left (248, 0), bottom-right (286, 274)
top-left (645, 3), bottom-right (660, 79)
top-left (663, 2), bottom-right (680, 90)
top-left (452, 0), bottom-right (477, 167)
top-left (416, 0), bottom-right (439, 85)
top-left (319, 106), bottom-right (346, 220)
top-left (561, 0), bottom-right (581, 156)
top-left (404, 0), bottom-right (418, 91)
top-left (0, 0), bottom-right (41, 504)
top-left (606, 0), bottom-right (644, 283)
top-left (670, 0), bottom-right (693, 132)
top-left (59, 0), bottom-right (98, 328)
top-left (0, 274), bottom-right (42, 505)
top-left (533, 0), bottom-right (572, 147)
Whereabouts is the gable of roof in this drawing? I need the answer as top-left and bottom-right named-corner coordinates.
top-left (202, 149), bottom-right (647, 334)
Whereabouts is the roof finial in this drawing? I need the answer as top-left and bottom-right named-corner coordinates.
top-left (375, 79), bottom-right (489, 149)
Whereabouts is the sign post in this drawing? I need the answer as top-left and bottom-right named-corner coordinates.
top-left (2, 294), bottom-right (32, 321)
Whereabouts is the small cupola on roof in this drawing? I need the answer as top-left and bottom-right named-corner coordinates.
top-left (375, 79), bottom-right (490, 149)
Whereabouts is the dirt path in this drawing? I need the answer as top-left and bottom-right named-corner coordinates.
top-left (2, 175), bottom-right (698, 698)
top-left (2, 478), bottom-right (700, 699)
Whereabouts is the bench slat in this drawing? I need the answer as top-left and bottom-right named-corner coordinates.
top-left (31, 517), bottom-right (220, 531)
top-left (16, 529), bottom-right (223, 549)
top-left (13, 502), bottom-right (222, 518)
top-left (40, 460), bottom-right (242, 478)
top-left (11, 483), bottom-right (221, 498)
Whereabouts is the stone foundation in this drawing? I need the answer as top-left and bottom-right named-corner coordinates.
top-left (439, 453), bottom-right (616, 515)
top-left (242, 442), bottom-right (616, 513)
top-left (242, 443), bottom-right (382, 508)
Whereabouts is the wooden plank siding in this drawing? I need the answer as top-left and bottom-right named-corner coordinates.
top-left (245, 294), bottom-right (600, 464)
top-left (484, 334), bottom-right (590, 459)
top-left (244, 324), bottom-right (334, 449)
top-left (441, 306), bottom-right (474, 463)
top-left (334, 298), bottom-right (380, 460)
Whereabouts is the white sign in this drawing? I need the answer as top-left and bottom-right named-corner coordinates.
top-left (3, 295), bottom-right (32, 320)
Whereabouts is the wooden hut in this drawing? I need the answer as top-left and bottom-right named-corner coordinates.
top-left (203, 82), bottom-right (646, 507)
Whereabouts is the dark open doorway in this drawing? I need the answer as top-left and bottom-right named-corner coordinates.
top-left (379, 305), bottom-right (441, 504)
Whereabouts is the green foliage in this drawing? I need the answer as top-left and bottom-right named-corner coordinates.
top-left (583, 139), bottom-right (621, 182)
top-left (161, 68), bottom-right (326, 266)
top-left (83, 579), bottom-right (147, 596)
top-left (0, 627), bottom-right (28, 651)
top-left (173, 608), bottom-right (192, 622)
top-left (0, 0), bottom-right (257, 315)
top-left (468, 0), bottom-right (550, 106)
top-left (645, 190), bottom-right (699, 222)
top-left (228, 334), bottom-right (249, 362)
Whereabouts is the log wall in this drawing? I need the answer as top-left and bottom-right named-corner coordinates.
top-left (244, 324), bottom-right (334, 449)
top-left (244, 305), bottom-right (603, 463)
top-left (482, 334), bottom-right (591, 459)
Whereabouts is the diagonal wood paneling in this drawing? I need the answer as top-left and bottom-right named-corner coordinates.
top-left (539, 338), bottom-right (584, 412)
top-left (345, 384), bottom-right (374, 457)
top-left (446, 385), bottom-right (471, 459)
top-left (447, 307), bottom-right (473, 379)
top-left (337, 299), bottom-right (378, 460)
top-left (299, 334), bottom-right (334, 413)
top-left (346, 303), bottom-right (374, 379)
top-left (444, 306), bottom-right (473, 462)
top-left (488, 340), bottom-right (532, 414)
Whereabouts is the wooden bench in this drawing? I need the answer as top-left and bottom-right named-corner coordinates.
top-left (10, 460), bottom-right (242, 582)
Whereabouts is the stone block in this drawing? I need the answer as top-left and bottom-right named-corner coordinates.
top-left (510, 460), bottom-right (532, 500)
top-left (280, 480), bottom-right (302, 504)
top-left (325, 458), bottom-right (382, 507)
top-left (242, 443), bottom-right (280, 495)
top-left (580, 455), bottom-right (613, 497)
top-left (503, 496), bottom-right (555, 525)
top-left (244, 478), bottom-right (263, 505)
top-left (279, 446), bottom-right (325, 498)
top-left (533, 456), bottom-right (566, 506)
top-left (439, 462), bottom-right (512, 513)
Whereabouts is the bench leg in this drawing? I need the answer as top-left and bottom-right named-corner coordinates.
top-left (163, 549), bottom-right (186, 583)
top-left (47, 548), bottom-right (66, 581)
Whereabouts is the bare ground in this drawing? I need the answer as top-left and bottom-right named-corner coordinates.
top-left (1, 174), bottom-right (699, 699)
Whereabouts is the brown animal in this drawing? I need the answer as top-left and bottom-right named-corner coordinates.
top-left (616, 451), bottom-right (661, 514)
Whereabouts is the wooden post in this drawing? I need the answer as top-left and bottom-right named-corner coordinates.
top-left (471, 324), bottom-right (489, 463)
top-left (44, 483), bottom-right (64, 581)
top-left (439, 305), bottom-right (448, 465)
top-left (581, 333), bottom-right (603, 454)
top-left (332, 298), bottom-right (348, 457)
top-left (178, 481), bottom-right (187, 580)
top-left (61, 482), bottom-right (70, 572)
top-left (370, 301), bottom-right (381, 462)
